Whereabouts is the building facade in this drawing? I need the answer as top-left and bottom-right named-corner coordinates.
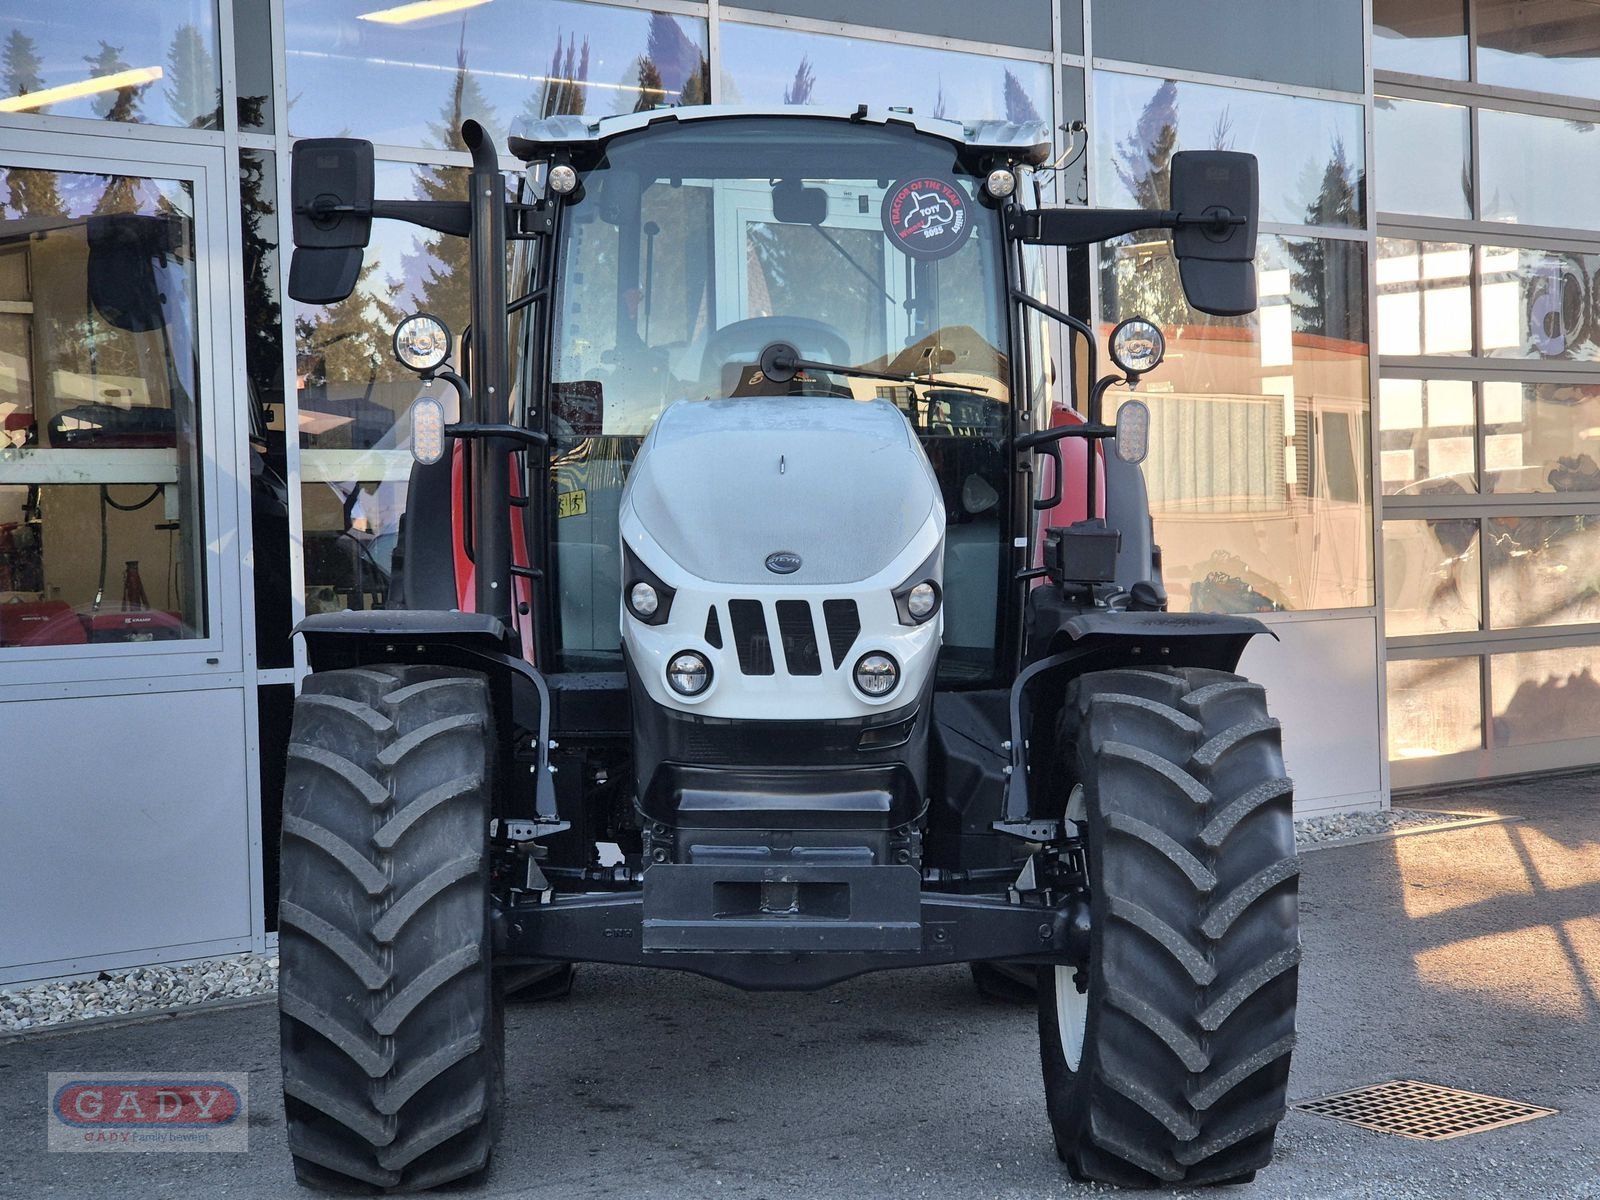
top-left (0, 0), bottom-right (1595, 983)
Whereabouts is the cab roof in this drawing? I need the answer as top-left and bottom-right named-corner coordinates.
top-left (508, 104), bottom-right (1052, 167)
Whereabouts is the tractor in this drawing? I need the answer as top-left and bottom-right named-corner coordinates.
top-left (278, 105), bottom-right (1297, 1191)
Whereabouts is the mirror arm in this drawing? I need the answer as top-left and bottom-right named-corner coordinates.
top-left (370, 199), bottom-right (471, 237)
top-left (1007, 205), bottom-right (1178, 246)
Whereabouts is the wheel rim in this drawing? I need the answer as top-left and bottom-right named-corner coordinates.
top-left (1057, 783), bottom-right (1089, 1072)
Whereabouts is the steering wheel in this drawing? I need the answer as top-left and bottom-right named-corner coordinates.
top-left (699, 317), bottom-right (852, 395)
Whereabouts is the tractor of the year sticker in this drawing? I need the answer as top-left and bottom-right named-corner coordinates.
top-left (882, 177), bottom-right (973, 260)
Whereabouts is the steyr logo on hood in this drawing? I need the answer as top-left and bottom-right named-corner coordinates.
top-left (765, 552), bottom-right (802, 574)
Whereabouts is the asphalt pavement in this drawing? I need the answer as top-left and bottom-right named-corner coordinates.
top-left (4, 774), bottom-right (1600, 1199)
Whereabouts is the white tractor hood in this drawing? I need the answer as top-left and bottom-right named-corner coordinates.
top-left (623, 397), bottom-right (941, 586)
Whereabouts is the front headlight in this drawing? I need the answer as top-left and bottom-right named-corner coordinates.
top-left (629, 581), bottom-right (659, 618)
top-left (667, 651), bottom-right (711, 696)
top-left (853, 652), bottom-right (900, 697)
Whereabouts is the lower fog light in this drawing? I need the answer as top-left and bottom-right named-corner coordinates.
top-left (667, 651), bottom-right (711, 696)
top-left (853, 652), bottom-right (899, 697)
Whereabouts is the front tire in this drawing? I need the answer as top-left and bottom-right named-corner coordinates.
top-left (1038, 667), bottom-right (1299, 1187)
top-left (278, 665), bottom-right (504, 1193)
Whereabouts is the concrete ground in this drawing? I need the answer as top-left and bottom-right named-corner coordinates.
top-left (4, 775), bottom-right (1600, 1200)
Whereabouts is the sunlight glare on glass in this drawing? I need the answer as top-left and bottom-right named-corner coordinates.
top-left (357, 0), bottom-right (491, 26)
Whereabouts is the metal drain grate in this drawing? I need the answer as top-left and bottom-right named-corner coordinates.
top-left (1295, 1079), bottom-right (1556, 1141)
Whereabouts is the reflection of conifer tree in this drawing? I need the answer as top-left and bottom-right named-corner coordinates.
top-left (296, 258), bottom-right (407, 395)
top-left (3, 29), bottom-right (44, 104)
top-left (239, 150), bottom-right (282, 417)
top-left (410, 34), bottom-right (494, 331)
top-left (634, 56), bottom-right (664, 113)
top-left (933, 82), bottom-right (948, 121)
top-left (783, 57), bottom-right (814, 105)
top-left (1211, 107), bottom-right (1236, 151)
top-left (165, 23), bottom-right (219, 128)
top-left (528, 33), bottom-right (590, 120)
top-left (1, 32), bottom-right (63, 217)
top-left (1286, 137), bottom-right (1365, 341)
top-left (84, 41), bottom-right (150, 213)
top-left (1114, 79), bottom-right (1177, 211)
top-left (1003, 69), bottom-right (1040, 125)
top-left (1101, 80), bottom-right (1189, 329)
top-left (637, 14), bottom-right (703, 109)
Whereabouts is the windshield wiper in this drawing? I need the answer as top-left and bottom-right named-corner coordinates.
top-left (756, 341), bottom-right (980, 392)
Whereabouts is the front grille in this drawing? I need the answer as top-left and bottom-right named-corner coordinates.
top-left (822, 600), bottom-right (860, 668)
top-left (727, 599), bottom-right (774, 675)
top-left (776, 600), bottom-right (821, 675)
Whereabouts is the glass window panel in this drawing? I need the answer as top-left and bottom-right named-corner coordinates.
top-left (1479, 243), bottom-right (1600, 361)
top-left (0, 3), bottom-right (221, 129)
top-left (727, 0), bottom-right (1053, 50)
top-left (233, 0), bottom-right (273, 131)
top-left (1480, 107), bottom-right (1600, 233)
top-left (241, 149), bottom-right (291, 668)
top-left (1374, 96), bottom-right (1472, 220)
top-left (720, 24), bottom-right (1053, 126)
top-left (0, 167), bottom-right (207, 646)
top-left (1092, 1), bottom-right (1363, 93)
top-left (1491, 645), bottom-right (1600, 747)
top-left (296, 162), bottom-right (477, 614)
top-left (1383, 518), bottom-right (1481, 635)
top-left (1477, 0), bottom-right (1600, 102)
top-left (285, 2), bottom-right (708, 147)
top-left (1101, 234), bottom-right (1372, 613)
top-left (1376, 238), bottom-right (1474, 357)
top-left (1379, 377), bottom-right (1477, 494)
top-left (1487, 514), bottom-right (1600, 629)
top-left (1483, 379), bottom-right (1600, 494)
top-left (1372, 0), bottom-right (1468, 79)
top-left (1093, 71), bottom-right (1365, 229)
top-left (1387, 656), bottom-right (1482, 759)
top-left (1061, 0), bottom-right (1083, 55)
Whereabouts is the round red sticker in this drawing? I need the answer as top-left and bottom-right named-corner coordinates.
top-left (881, 177), bottom-right (972, 260)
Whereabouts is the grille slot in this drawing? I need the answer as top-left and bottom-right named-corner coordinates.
top-left (728, 600), bottom-right (774, 675)
top-left (775, 600), bottom-right (821, 675)
top-left (822, 600), bottom-right (861, 669)
top-left (704, 606), bottom-right (723, 649)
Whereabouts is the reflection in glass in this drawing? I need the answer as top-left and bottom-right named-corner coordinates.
top-left (241, 150), bottom-right (291, 667)
top-left (1383, 518), bottom-right (1481, 635)
top-left (1374, 97), bottom-right (1471, 219)
top-left (1479, 244), bottom-right (1600, 361)
top-left (1491, 646), bottom-right (1600, 747)
top-left (1094, 71), bottom-right (1365, 229)
top-left (0, 3), bottom-right (220, 128)
top-left (1061, 0), bottom-right (1083, 54)
top-left (0, 166), bottom-right (206, 646)
top-left (1092, 0), bottom-right (1363, 93)
top-left (1478, 0), bottom-right (1600, 102)
top-left (1487, 514), bottom-right (1600, 629)
top-left (1483, 380), bottom-right (1600, 494)
top-left (286, 1), bottom-right (708, 146)
top-left (1101, 235), bottom-right (1372, 612)
top-left (1379, 377), bottom-right (1476, 494)
top-left (1479, 108), bottom-right (1600, 233)
top-left (295, 163), bottom-right (477, 615)
top-left (1387, 657), bottom-right (1481, 758)
top-left (234, 0), bottom-right (273, 130)
top-left (1372, 0), bottom-right (1468, 80)
top-left (720, 23), bottom-right (1053, 128)
top-left (1376, 238), bottom-right (1473, 357)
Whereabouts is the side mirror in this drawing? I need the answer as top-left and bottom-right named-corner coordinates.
top-left (1170, 150), bottom-right (1259, 317)
top-left (288, 138), bottom-right (375, 304)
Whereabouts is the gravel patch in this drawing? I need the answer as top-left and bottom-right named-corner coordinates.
top-left (1295, 806), bottom-right (1471, 846)
top-left (0, 952), bottom-right (277, 1033)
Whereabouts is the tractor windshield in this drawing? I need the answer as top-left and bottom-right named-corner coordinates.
top-left (541, 117), bottom-right (1013, 679)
